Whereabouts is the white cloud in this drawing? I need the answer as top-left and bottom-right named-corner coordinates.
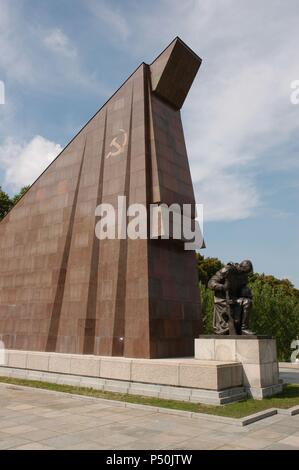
top-left (0, 0), bottom-right (35, 84)
top-left (195, 174), bottom-right (259, 222)
top-left (119, 0), bottom-right (299, 221)
top-left (86, 0), bottom-right (130, 41)
top-left (0, 0), bottom-right (106, 96)
top-left (43, 28), bottom-right (77, 58)
top-left (0, 136), bottom-right (62, 192)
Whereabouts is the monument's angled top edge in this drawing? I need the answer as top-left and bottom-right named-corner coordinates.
top-left (150, 36), bottom-right (202, 66)
top-left (149, 37), bottom-right (202, 110)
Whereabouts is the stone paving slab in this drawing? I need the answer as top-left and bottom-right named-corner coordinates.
top-left (0, 383), bottom-right (299, 450)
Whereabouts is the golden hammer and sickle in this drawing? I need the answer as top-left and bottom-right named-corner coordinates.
top-left (106, 128), bottom-right (128, 159)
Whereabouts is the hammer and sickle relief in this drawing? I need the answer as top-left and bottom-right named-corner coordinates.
top-left (105, 128), bottom-right (128, 159)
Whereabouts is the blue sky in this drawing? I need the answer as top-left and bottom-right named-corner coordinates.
top-left (0, 0), bottom-right (298, 286)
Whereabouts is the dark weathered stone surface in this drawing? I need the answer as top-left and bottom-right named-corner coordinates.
top-left (0, 38), bottom-right (202, 358)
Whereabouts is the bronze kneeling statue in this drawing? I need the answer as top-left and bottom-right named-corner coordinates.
top-left (208, 260), bottom-right (255, 335)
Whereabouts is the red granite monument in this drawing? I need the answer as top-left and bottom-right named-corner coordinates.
top-left (0, 38), bottom-right (202, 358)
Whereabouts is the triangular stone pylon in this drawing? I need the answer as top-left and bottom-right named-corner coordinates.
top-left (0, 38), bottom-right (202, 358)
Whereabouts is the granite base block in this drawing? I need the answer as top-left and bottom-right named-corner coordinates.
top-left (0, 349), bottom-right (246, 405)
top-left (195, 336), bottom-right (281, 399)
top-left (0, 366), bottom-right (247, 405)
top-left (3, 349), bottom-right (243, 391)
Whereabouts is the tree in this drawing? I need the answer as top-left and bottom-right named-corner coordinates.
top-left (199, 283), bottom-right (214, 334)
top-left (0, 186), bottom-right (13, 220)
top-left (249, 279), bottom-right (299, 361)
top-left (0, 185), bottom-right (31, 221)
top-left (197, 253), bottom-right (223, 286)
top-left (11, 186), bottom-right (30, 205)
top-left (249, 272), bottom-right (299, 299)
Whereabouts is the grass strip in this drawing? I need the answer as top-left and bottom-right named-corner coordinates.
top-left (0, 376), bottom-right (298, 419)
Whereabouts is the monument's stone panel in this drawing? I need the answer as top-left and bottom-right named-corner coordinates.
top-left (0, 37), bottom-right (202, 358)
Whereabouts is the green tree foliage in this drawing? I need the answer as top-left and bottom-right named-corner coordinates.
top-left (249, 279), bottom-right (299, 361)
top-left (249, 272), bottom-right (299, 299)
top-left (0, 186), bottom-right (13, 220)
top-left (197, 253), bottom-right (223, 286)
top-left (199, 283), bottom-right (214, 334)
top-left (0, 185), bottom-right (30, 221)
top-left (11, 186), bottom-right (30, 206)
top-left (198, 255), bottom-right (299, 361)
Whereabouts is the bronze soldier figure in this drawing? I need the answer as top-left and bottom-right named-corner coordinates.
top-left (208, 260), bottom-right (255, 335)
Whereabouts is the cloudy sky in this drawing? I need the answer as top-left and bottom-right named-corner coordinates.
top-left (0, 0), bottom-right (298, 286)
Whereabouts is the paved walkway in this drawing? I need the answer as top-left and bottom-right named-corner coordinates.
top-left (280, 368), bottom-right (299, 385)
top-left (0, 383), bottom-right (299, 450)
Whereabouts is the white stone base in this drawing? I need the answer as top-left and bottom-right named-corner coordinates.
top-left (195, 336), bottom-right (282, 399)
top-left (0, 349), bottom-right (245, 405)
top-left (1, 344), bottom-right (282, 402)
top-left (248, 383), bottom-right (283, 399)
top-left (0, 366), bottom-right (247, 405)
top-left (1, 349), bottom-right (243, 391)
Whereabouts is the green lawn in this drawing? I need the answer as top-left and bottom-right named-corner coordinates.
top-left (0, 376), bottom-right (298, 419)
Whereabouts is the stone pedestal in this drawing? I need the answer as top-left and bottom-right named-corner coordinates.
top-left (195, 336), bottom-right (283, 399)
top-left (0, 349), bottom-right (247, 405)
